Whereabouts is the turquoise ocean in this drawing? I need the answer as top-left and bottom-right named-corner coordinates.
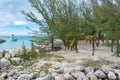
top-left (0, 36), bottom-right (33, 51)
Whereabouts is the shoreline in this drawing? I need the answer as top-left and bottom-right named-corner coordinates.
top-left (0, 41), bottom-right (120, 79)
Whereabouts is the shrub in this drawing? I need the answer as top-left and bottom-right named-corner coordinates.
top-left (17, 42), bottom-right (38, 60)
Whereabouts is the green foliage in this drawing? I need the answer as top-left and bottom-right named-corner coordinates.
top-left (40, 63), bottom-right (51, 74)
top-left (17, 42), bottom-right (38, 60)
top-left (23, 0), bottom-right (120, 56)
top-left (113, 42), bottom-right (120, 57)
top-left (85, 35), bottom-right (97, 40)
top-left (11, 60), bottom-right (18, 66)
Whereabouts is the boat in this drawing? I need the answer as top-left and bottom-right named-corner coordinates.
top-left (10, 34), bottom-right (17, 41)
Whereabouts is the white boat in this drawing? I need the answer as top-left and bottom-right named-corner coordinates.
top-left (10, 34), bottom-right (17, 41)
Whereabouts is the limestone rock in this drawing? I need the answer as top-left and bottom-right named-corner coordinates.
top-left (11, 57), bottom-right (23, 65)
top-left (17, 74), bottom-right (32, 80)
top-left (84, 67), bottom-right (94, 74)
top-left (114, 69), bottom-right (120, 79)
top-left (37, 74), bottom-right (52, 80)
top-left (0, 72), bottom-right (8, 79)
top-left (115, 62), bottom-right (120, 69)
top-left (74, 65), bottom-right (84, 72)
top-left (63, 73), bottom-right (75, 80)
top-left (8, 70), bottom-right (15, 77)
top-left (6, 77), bottom-right (15, 80)
top-left (101, 65), bottom-right (113, 73)
top-left (76, 72), bottom-right (89, 80)
top-left (94, 70), bottom-right (106, 79)
top-left (108, 71), bottom-right (116, 80)
top-left (30, 72), bottom-right (38, 79)
top-left (4, 53), bottom-right (11, 59)
top-left (86, 72), bottom-right (98, 80)
top-left (55, 75), bottom-right (65, 80)
top-left (1, 58), bottom-right (11, 67)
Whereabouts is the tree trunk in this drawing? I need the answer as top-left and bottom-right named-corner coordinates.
top-left (51, 38), bottom-right (54, 51)
top-left (75, 40), bottom-right (78, 53)
top-left (62, 39), bottom-right (67, 50)
top-left (92, 40), bottom-right (95, 55)
top-left (116, 40), bottom-right (120, 57)
top-left (96, 39), bottom-right (99, 47)
top-left (111, 39), bottom-right (114, 53)
top-left (90, 40), bottom-right (92, 44)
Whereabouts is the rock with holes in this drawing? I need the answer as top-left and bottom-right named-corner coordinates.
top-left (101, 65), bottom-right (113, 74)
top-left (1, 58), bottom-right (11, 67)
top-left (94, 70), bottom-right (106, 79)
top-left (11, 57), bottom-right (23, 65)
top-left (108, 71), bottom-right (116, 80)
top-left (74, 65), bottom-right (84, 72)
top-left (29, 72), bottom-right (38, 79)
top-left (0, 72), bottom-right (8, 80)
top-left (4, 53), bottom-right (11, 59)
top-left (86, 72), bottom-right (98, 80)
top-left (17, 74), bottom-right (32, 80)
top-left (114, 69), bottom-right (120, 79)
top-left (63, 73), bottom-right (75, 80)
top-left (84, 67), bottom-right (94, 74)
top-left (55, 75), bottom-right (65, 80)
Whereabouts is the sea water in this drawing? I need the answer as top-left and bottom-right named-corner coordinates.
top-left (0, 36), bottom-right (33, 51)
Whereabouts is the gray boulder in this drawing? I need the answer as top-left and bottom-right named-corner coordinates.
top-left (94, 70), bottom-right (106, 79)
top-left (101, 65), bottom-right (113, 73)
top-left (11, 57), bottom-right (23, 65)
top-left (4, 53), bottom-right (11, 59)
top-left (1, 58), bottom-right (11, 67)
top-left (115, 62), bottom-right (120, 69)
top-left (0, 72), bottom-right (8, 79)
top-left (71, 71), bottom-right (88, 80)
top-left (30, 72), bottom-right (38, 79)
top-left (108, 71), bottom-right (116, 80)
top-left (84, 67), bottom-right (94, 74)
top-left (6, 77), bottom-right (15, 80)
top-left (17, 74), bottom-right (32, 80)
top-left (76, 72), bottom-right (88, 80)
top-left (86, 72), bottom-right (98, 80)
top-left (8, 70), bottom-right (15, 77)
top-left (63, 73), bottom-right (75, 80)
top-left (114, 69), bottom-right (120, 79)
top-left (74, 65), bottom-right (84, 72)
top-left (55, 75), bottom-right (65, 80)
top-left (37, 74), bottom-right (52, 80)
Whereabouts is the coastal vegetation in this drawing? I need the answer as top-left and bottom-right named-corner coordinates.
top-left (22, 0), bottom-right (120, 57)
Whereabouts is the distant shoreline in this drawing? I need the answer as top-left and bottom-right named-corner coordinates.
top-left (0, 39), bottom-right (6, 43)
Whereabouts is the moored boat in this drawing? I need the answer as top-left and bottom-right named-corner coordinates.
top-left (10, 34), bottom-right (17, 41)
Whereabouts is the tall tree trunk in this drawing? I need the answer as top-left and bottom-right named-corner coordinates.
top-left (111, 39), bottom-right (114, 53)
top-left (96, 39), bottom-right (99, 47)
top-left (62, 39), bottom-right (66, 50)
top-left (75, 40), bottom-right (78, 53)
top-left (116, 40), bottom-right (120, 57)
top-left (92, 40), bottom-right (95, 55)
top-left (51, 38), bottom-right (54, 51)
top-left (90, 40), bottom-right (92, 44)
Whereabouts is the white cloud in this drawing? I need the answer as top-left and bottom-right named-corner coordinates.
top-left (0, 31), bottom-right (30, 36)
top-left (14, 21), bottom-right (27, 25)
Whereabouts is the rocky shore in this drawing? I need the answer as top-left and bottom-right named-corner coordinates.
top-left (0, 41), bottom-right (120, 80)
top-left (0, 48), bottom-right (119, 80)
top-left (0, 39), bottom-right (6, 43)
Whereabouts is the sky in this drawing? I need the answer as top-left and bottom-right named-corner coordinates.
top-left (0, 0), bottom-right (40, 36)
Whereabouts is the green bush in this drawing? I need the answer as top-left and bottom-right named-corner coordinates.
top-left (17, 42), bottom-right (38, 60)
